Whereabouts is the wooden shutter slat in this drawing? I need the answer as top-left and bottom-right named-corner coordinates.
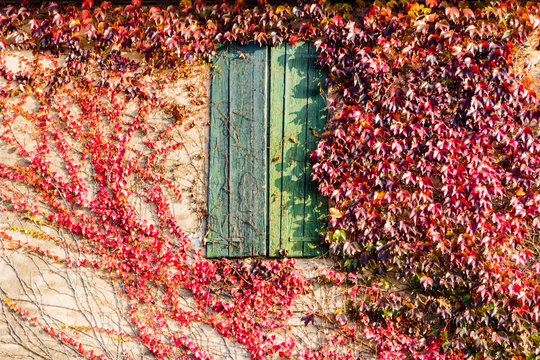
top-left (268, 44), bottom-right (286, 256)
top-left (207, 50), bottom-right (231, 258)
top-left (228, 48), bottom-right (249, 257)
top-left (249, 46), bottom-right (268, 256)
top-left (281, 42), bottom-right (310, 257)
top-left (228, 44), bottom-right (267, 257)
top-left (301, 42), bottom-right (326, 256)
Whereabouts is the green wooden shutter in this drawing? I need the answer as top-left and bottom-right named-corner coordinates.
top-left (207, 44), bottom-right (268, 258)
top-left (207, 42), bottom-right (326, 258)
top-left (268, 42), bottom-right (326, 257)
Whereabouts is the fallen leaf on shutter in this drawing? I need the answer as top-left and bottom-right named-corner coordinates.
top-left (289, 136), bottom-right (297, 143)
top-left (272, 156), bottom-right (280, 162)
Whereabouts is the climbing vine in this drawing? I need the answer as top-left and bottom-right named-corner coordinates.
top-left (0, 0), bottom-right (538, 359)
top-left (312, 1), bottom-right (540, 358)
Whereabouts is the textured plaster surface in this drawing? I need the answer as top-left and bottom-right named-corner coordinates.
top-left (0, 51), bottom-right (367, 360)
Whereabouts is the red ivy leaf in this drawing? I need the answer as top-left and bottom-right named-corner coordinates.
top-left (82, 0), bottom-right (93, 9)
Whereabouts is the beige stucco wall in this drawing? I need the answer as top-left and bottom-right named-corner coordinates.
top-left (0, 51), bottom-right (367, 360)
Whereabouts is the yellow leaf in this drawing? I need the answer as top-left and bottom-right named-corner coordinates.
top-left (516, 188), bottom-right (525, 196)
top-left (276, 4), bottom-right (290, 14)
top-left (330, 207), bottom-right (342, 218)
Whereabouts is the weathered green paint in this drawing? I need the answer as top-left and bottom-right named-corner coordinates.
top-left (207, 44), bottom-right (267, 258)
top-left (303, 42), bottom-right (327, 254)
top-left (268, 42), bottom-right (326, 257)
top-left (268, 44), bottom-right (286, 257)
top-left (207, 49), bottom-right (230, 258)
top-left (208, 42), bottom-right (326, 258)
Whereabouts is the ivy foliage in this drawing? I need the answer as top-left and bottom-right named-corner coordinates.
top-left (0, 0), bottom-right (539, 359)
top-left (312, 1), bottom-right (540, 358)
